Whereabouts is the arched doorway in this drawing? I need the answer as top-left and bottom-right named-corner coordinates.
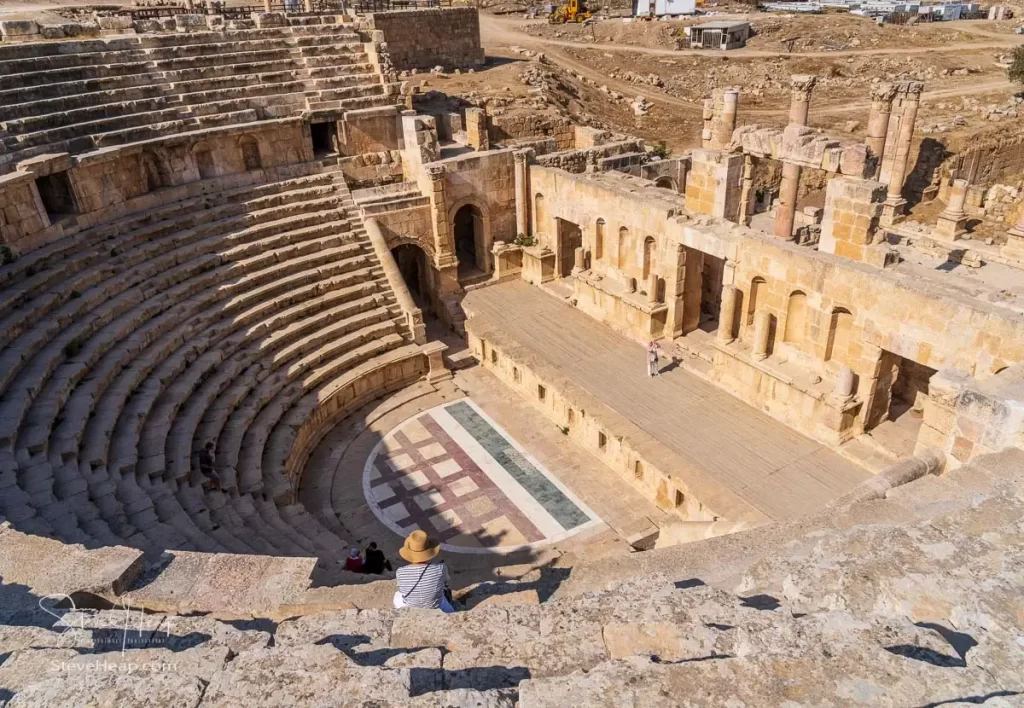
top-left (453, 204), bottom-right (485, 281)
top-left (655, 176), bottom-right (677, 192)
top-left (391, 244), bottom-right (431, 309)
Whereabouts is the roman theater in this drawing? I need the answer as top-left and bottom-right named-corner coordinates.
top-left (0, 3), bottom-right (1022, 705)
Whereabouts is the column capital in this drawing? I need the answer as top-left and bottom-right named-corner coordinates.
top-left (903, 81), bottom-right (925, 100)
top-left (790, 74), bottom-right (817, 101)
top-left (513, 149), bottom-right (529, 165)
top-left (426, 164), bottom-right (446, 180)
top-left (870, 81), bottom-right (897, 105)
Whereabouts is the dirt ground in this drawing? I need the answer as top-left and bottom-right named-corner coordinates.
top-left (405, 12), bottom-right (1024, 153)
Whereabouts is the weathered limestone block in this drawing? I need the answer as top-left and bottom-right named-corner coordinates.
top-left (251, 11), bottom-right (287, 29)
top-left (96, 15), bottom-right (133, 31)
top-left (818, 175), bottom-right (888, 263)
top-left (174, 14), bottom-right (207, 32)
top-left (0, 20), bottom-right (39, 40)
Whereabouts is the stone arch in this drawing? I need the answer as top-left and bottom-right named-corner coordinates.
top-left (825, 307), bottom-right (854, 365)
top-left (534, 193), bottom-right (547, 239)
top-left (595, 218), bottom-right (605, 261)
top-left (617, 226), bottom-right (630, 269)
top-left (141, 149), bottom-right (169, 192)
top-left (192, 142), bottom-right (215, 180)
top-left (448, 198), bottom-right (491, 279)
top-left (239, 135), bottom-right (262, 171)
top-left (642, 236), bottom-right (656, 281)
top-left (783, 290), bottom-right (808, 349)
top-left (655, 176), bottom-right (677, 191)
top-left (746, 276), bottom-right (766, 326)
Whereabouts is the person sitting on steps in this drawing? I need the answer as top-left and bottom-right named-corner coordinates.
top-left (198, 441), bottom-right (224, 491)
top-left (393, 530), bottom-right (456, 612)
top-left (363, 542), bottom-right (392, 575)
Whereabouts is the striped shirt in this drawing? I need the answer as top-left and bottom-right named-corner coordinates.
top-left (396, 562), bottom-right (449, 609)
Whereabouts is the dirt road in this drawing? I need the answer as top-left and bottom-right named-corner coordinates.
top-left (480, 13), bottom-right (1020, 119)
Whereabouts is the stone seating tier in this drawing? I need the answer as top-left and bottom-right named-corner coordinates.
top-left (0, 163), bottom-right (412, 563)
top-left (0, 25), bottom-right (392, 170)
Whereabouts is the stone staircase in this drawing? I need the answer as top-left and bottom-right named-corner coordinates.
top-left (1, 447), bottom-right (1020, 705)
top-left (0, 158), bottom-right (419, 568)
top-left (0, 23), bottom-right (395, 169)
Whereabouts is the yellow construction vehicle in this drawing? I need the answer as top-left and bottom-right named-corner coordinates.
top-left (548, 0), bottom-right (591, 23)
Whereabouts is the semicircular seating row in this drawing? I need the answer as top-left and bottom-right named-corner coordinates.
top-left (0, 22), bottom-right (390, 170)
top-left (0, 162), bottom-right (416, 561)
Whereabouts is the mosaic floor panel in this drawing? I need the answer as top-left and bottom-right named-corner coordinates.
top-left (363, 399), bottom-right (601, 553)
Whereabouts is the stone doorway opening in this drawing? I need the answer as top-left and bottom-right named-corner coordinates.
top-left (392, 243), bottom-right (432, 312)
top-left (34, 171), bottom-right (76, 221)
top-left (556, 217), bottom-right (583, 278)
top-left (454, 204), bottom-right (485, 281)
top-left (310, 121), bottom-right (337, 156)
top-left (865, 350), bottom-right (937, 458)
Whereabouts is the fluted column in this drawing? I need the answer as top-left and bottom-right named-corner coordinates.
top-left (865, 83), bottom-right (897, 177)
top-left (881, 81), bottom-right (924, 225)
top-left (513, 150), bottom-right (529, 239)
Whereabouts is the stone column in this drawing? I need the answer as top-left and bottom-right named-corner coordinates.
top-left (774, 161), bottom-right (802, 240)
top-left (788, 75), bottom-right (817, 127)
top-left (865, 83), bottom-right (896, 177)
top-left (751, 310), bottom-right (771, 361)
top-left (711, 88), bottom-right (739, 150)
top-left (717, 285), bottom-right (738, 344)
top-left (263, 0), bottom-right (272, 11)
top-left (646, 272), bottom-right (659, 304)
top-left (513, 150), bottom-right (529, 239)
top-left (832, 365), bottom-right (856, 403)
top-left (934, 178), bottom-right (969, 240)
top-left (701, 98), bottom-right (714, 149)
top-left (774, 76), bottom-right (816, 240)
top-left (881, 82), bottom-right (924, 226)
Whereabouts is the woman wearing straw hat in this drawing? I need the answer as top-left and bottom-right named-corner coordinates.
top-left (393, 530), bottom-right (456, 613)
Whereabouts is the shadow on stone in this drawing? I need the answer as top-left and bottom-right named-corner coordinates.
top-left (915, 690), bottom-right (1022, 708)
top-left (739, 593), bottom-right (781, 611)
top-left (674, 578), bottom-right (706, 590)
top-left (408, 666), bottom-right (532, 696)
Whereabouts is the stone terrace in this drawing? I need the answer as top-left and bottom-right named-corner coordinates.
top-left (0, 21), bottom-right (392, 170)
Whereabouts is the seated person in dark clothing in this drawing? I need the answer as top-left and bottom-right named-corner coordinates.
top-left (363, 542), bottom-right (392, 574)
top-left (198, 441), bottom-right (224, 491)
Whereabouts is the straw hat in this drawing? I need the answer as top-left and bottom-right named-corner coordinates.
top-left (399, 530), bottom-right (441, 563)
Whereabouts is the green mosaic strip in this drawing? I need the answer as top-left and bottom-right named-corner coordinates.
top-left (445, 401), bottom-right (591, 531)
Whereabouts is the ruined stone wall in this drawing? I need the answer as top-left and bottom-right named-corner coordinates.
top-left (339, 107), bottom-right (402, 157)
top-left (488, 114), bottom-right (574, 151)
top-left (0, 173), bottom-right (49, 251)
top-left (0, 119), bottom-right (313, 255)
top-left (362, 8), bottom-right (484, 71)
top-left (534, 140), bottom-right (644, 174)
